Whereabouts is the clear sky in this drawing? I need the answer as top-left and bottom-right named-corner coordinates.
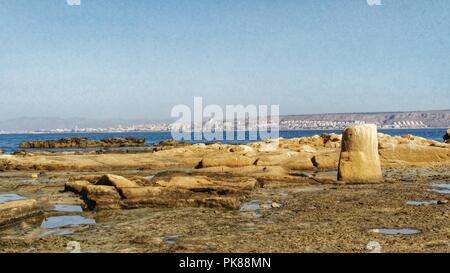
top-left (1, 0), bottom-right (449, 120)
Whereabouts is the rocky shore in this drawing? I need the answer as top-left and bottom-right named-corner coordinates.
top-left (1, 126), bottom-right (450, 253)
top-left (18, 137), bottom-right (147, 149)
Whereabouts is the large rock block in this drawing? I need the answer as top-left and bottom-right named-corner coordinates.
top-left (18, 137), bottom-right (146, 149)
top-left (96, 174), bottom-right (140, 189)
top-left (65, 180), bottom-right (91, 194)
top-left (0, 199), bottom-right (42, 227)
top-left (120, 186), bottom-right (163, 199)
top-left (311, 152), bottom-right (340, 169)
top-left (338, 124), bottom-right (383, 183)
top-left (82, 185), bottom-right (122, 210)
top-left (198, 154), bottom-right (257, 168)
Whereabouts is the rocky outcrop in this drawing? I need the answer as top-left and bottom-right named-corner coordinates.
top-left (256, 152), bottom-right (315, 170)
top-left (0, 199), bottom-right (42, 227)
top-left (378, 133), bottom-right (450, 166)
top-left (18, 137), bottom-right (147, 149)
top-left (198, 154), bottom-right (257, 168)
top-left (83, 185), bottom-right (122, 210)
top-left (444, 129), bottom-right (450, 143)
top-left (156, 140), bottom-right (192, 148)
top-left (96, 174), bottom-right (140, 189)
top-left (4, 132), bottom-right (450, 172)
top-left (311, 152), bottom-right (340, 169)
top-left (338, 124), bottom-right (383, 183)
top-left (65, 174), bottom-right (256, 210)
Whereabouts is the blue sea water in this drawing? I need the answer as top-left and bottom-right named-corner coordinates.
top-left (0, 129), bottom-right (447, 154)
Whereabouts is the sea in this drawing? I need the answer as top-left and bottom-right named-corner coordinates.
top-left (0, 128), bottom-right (447, 154)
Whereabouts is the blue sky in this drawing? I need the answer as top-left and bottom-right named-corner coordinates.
top-left (0, 0), bottom-right (449, 120)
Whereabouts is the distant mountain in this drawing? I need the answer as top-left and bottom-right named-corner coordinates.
top-left (281, 110), bottom-right (450, 128)
top-left (0, 110), bottom-right (449, 131)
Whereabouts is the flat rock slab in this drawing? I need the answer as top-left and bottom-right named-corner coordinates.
top-left (65, 174), bottom-right (256, 210)
top-left (0, 199), bottom-right (42, 227)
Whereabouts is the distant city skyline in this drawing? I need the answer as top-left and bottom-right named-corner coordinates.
top-left (1, 0), bottom-right (450, 120)
top-left (0, 109), bottom-right (449, 133)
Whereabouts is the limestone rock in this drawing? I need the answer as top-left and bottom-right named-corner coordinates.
top-left (19, 137), bottom-right (146, 149)
top-left (65, 180), bottom-right (91, 194)
top-left (199, 197), bottom-right (242, 209)
top-left (256, 152), bottom-right (315, 170)
top-left (83, 185), bottom-right (122, 210)
top-left (198, 154), bottom-right (257, 168)
top-left (311, 152), bottom-right (340, 169)
top-left (256, 139), bottom-right (280, 152)
top-left (156, 176), bottom-right (215, 190)
top-left (96, 174), bottom-right (140, 189)
top-left (120, 186), bottom-right (164, 199)
top-left (65, 173), bottom-right (256, 210)
top-left (0, 199), bottom-right (42, 227)
top-left (156, 176), bottom-right (257, 192)
top-left (338, 124), bottom-right (383, 183)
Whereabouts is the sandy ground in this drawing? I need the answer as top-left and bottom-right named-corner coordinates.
top-left (0, 166), bottom-right (449, 253)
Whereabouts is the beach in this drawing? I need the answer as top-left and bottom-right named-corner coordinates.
top-left (1, 131), bottom-right (449, 253)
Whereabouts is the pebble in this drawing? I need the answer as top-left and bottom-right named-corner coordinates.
top-left (271, 202), bottom-right (282, 208)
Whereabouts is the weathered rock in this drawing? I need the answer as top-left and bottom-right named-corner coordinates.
top-left (255, 139), bottom-right (280, 152)
top-left (199, 197), bottom-right (242, 209)
top-left (444, 129), bottom-right (450, 143)
top-left (156, 176), bottom-right (257, 192)
top-left (96, 174), bottom-right (140, 189)
top-left (82, 185), bottom-right (122, 210)
top-left (0, 199), bottom-right (42, 227)
top-left (271, 202), bottom-right (282, 208)
top-left (198, 154), bottom-right (257, 168)
top-left (64, 180), bottom-right (91, 194)
top-left (65, 173), bottom-right (256, 210)
top-left (311, 153), bottom-right (340, 169)
top-left (256, 152), bottom-right (314, 170)
top-left (19, 137), bottom-right (147, 149)
top-left (321, 133), bottom-right (342, 148)
top-left (338, 124), bottom-right (383, 183)
top-left (192, 165), bottom-right (303, 183)
top-left (120, 186), bottom-right (164, 199)
top-left (156, 140), bottom-right (192, 148)
top-left (155, 176), bottom-right (216, 190)
top-left (379, 144), bottom-right (450, 165)
top-left (68, 175), bottom-right (102, 183)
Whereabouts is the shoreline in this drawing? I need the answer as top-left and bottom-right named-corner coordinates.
top-left (0, 127), bottom-right (449, 135)
top-left (1, 132), bottom-right (449, 252)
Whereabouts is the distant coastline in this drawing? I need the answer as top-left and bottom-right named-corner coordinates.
top-left (0, 127), bottom-right (449, 135)
top-left (0, 110), bottom-right (449, 134)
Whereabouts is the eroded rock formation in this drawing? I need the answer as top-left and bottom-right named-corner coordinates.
top-left (65, 174), bottom-right (257, 210)
top-left (19, 137), bottom-right (147, 149)
top-left (2, 132), bottom-right (450, 172)
top-left (338, 124), bottom-right (383, 183)
top-left (0, 199), bottom-right (42, 227)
